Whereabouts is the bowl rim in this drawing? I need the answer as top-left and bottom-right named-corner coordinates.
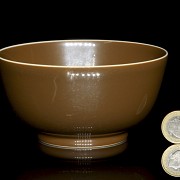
top-left (0, 39), bottom-right (168, 68)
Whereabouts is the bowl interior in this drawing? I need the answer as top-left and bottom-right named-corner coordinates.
top-left (0, 40), bottom-right (166, 66)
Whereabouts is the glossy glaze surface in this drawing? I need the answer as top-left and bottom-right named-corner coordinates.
top-left (0, 40), bottom-right (167, 158)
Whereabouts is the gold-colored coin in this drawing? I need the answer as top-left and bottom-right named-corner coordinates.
top-left (161, 111), bottom-right (180, 143)
top-left (161, 144), bottom-right (180, 177)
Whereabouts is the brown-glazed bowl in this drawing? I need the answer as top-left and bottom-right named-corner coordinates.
top-left (0, 40), bottom-right (167, 159)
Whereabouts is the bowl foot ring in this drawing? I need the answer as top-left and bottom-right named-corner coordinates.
top-left (38, 132), bottom-right (128, 159)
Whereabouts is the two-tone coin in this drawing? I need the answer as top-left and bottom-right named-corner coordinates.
top-left (161, 144), bottom-right (180, 177)
top-left (161, 111), bottom-right (180, 143)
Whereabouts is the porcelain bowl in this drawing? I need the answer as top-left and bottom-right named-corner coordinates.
top-left (0, 40), bottom-right (168, 159)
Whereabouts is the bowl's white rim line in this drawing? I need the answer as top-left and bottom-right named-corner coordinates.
top-left (0, 39), bottom-right (168, 68)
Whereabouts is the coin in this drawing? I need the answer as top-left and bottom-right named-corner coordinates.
top-left (161, 144), bottom-right (180, 177)
top-left (161, 111), bottom-right (180, 143)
